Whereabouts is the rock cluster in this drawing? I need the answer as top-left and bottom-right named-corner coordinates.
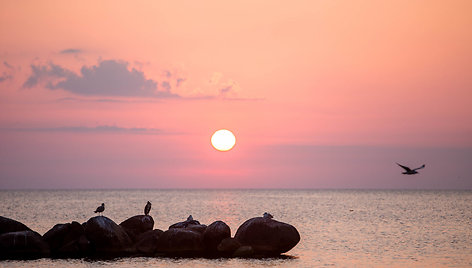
top-left (0, 213), bottom-right (300, 259)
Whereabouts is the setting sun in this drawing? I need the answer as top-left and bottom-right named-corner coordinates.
top-left (211, 129), bottom-right (236, 151)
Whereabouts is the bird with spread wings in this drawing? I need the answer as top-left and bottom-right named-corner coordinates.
top-left (397, 163), bottom-right (425, 175)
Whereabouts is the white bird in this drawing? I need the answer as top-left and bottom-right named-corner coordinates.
top-left (397, 163), bottom-right (425, 175)
top-left (94, 203), bottom-right (105, 215)
top-left (144, 201), bottom-right (152, 215)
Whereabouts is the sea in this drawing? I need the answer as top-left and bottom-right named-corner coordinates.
top-left (0, 189), bottom-right (471, 267)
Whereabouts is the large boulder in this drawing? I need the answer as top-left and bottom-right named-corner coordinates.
top-left (84, 216), bottom-right (134, 256)
top-left (203, 221), bottom-right (231, 253)
top-left (0, 230), bottom-right (49, 259)
top-left (217, 237), bottom-right (241, 256)
top-left (134, 229), bottom-right (164, 255)
top-left (169, 215), bottom-right (201, 229)
top-left (169, 215), bottom-right (207, 234)
top-left (234, 217), bottom-right (300, 256)
top-left (119, 215), bottom-right (154, 242)
top-left (233, 245), bottom-right (255, 257)
top-left (43, 221), bottom-right (87, 257)
top-left (0, 216), bottom-right (31, 235)
top-left (156, 228), bottom-right (204, 256)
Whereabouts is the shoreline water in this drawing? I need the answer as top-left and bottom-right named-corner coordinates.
top-left (1, 189), bottom-right (471, 267)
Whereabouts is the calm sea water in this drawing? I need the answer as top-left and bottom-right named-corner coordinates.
top-left (0, 189), bottom-right (471, 267)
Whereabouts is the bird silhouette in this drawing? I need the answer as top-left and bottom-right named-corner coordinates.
top-left (94, 203), bottom-right (105, 215)
top-left (144, 201), bottom-right (152, 215)
top-left (397, 163), bottom-right (425, 175)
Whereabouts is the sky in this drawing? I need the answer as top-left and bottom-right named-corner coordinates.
top-left (0, 0), bottom-right (471, 189)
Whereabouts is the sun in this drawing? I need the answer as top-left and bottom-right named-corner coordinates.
top-left (211, 129), bottom-right (236, 151)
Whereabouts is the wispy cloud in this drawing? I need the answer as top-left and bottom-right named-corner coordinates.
top-left (0, 61), bottom-right (14, 83)
top-left (2, 125), bottom-right (163, 134)
top-left (60, 48), bottom-right (83, 54)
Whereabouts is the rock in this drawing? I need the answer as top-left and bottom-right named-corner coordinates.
top-left (135, 229), bottom-right (164, 255)
top-left (186, 224), bottom-right (207, 234)
top-left (217, 237), bottom-right (241, 255)
top-left (0, 230), bottom-right (49, 259)
top-left (169, 215), bottom-right (201, 229)
top-left (43, 221), bottom-right (85, 256)
top-left (119, 215), bottom-right (154, 242)
top-left (84, 216), bottom-right (134, 256)
top-left (156, 228), bottom-right (204, 256)
top-left (203, 221), bottom-right (231, 253)
top-left (0, 216), bottom-right (32, 235)
top-left (233, 245), bottom-right (254, 257)
top-left (234, 217), bottom-right (300, 256)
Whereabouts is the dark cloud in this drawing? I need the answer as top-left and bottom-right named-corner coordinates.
top-left (23, 63), bottom-right (74, 88)
top-left (60, 48), bottom-right (83, 54)
top-left (23, 60), bottom-right (180, 98)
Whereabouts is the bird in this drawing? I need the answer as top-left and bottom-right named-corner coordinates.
top-left (94, 203), bottom-right (105, 215)
top-left (263, 212), bottom-right (273, 219)
top-left (397, 163), bottom-right (425, 175)
top-left (144, 201), bottom-right (152, 216)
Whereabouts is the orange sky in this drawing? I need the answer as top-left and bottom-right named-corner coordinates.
top-left (0, 1), bottom-right (471, 189)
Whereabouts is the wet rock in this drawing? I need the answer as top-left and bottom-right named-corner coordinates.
top-left (169, 215), bottom-right (201, 229)
top-left (135, 229), bottom-right (164, 255)
top-left (43, 221), bottom-right (85, 256)
top-left (84, 216), bottom-right (134, 256)
top-left (185, 224), bottom-right (207, 234)
top-left (0, 230), bottom-right (49, 259)
top-left (169, 215), bottom-right (207, 235)
top-left (203, 221), bottom-right (231, 253)
top-left (233, 245), bottom-right (254, 257)
top-left (217, 237), bottom-right (241, 255)
top-left (234, 217), bottom-right (300, 256)
top-left (119, 215), bottom-right (154, 242)
top-left (156, 228), bottom-right (204, 256)
top-left (0, 216), bottom-right (32, 235)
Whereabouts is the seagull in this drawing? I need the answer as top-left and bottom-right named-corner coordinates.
top-left (94, 203), bottom-right (105, 215)
top-left (144, 201), bottom-right (152, 216)
top-left (263, 212), bottom-right (273, 219)
top-left (397, 163), bottom-right (425, 175)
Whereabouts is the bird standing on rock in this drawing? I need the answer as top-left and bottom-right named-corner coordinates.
top-left (94, 203), bottom-right (105, 216)
top-left (144, 201), bottom-right (152, 215)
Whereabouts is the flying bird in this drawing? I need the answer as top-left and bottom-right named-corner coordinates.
top-left (144, 201), bottom-right (152, 215)
top-left (397, 163), bottom-right (425, 175)
top-left (94, 203), bottom-right (105, 215)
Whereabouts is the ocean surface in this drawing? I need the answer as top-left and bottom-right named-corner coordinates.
top-left (0, 189), bottom-right (471, 267)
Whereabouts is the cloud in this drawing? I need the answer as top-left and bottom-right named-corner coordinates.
top-left (60, 48), bottom-right (83, 54)
top-left (23, 63), bottom-right (74, 88)
top-left (2, 125), bottom-right (162, 134)
top-left (0, 74), bottom-right (12, 83)
top-left (0, 61), bottom-right (15, 83)
top-left (23, 60), bottom-right (180, 98)
top-left (4, 61), bottom-right (13, 69)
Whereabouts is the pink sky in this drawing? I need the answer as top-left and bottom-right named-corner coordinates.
top-left (0, 1), bottom-right (471, 189)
